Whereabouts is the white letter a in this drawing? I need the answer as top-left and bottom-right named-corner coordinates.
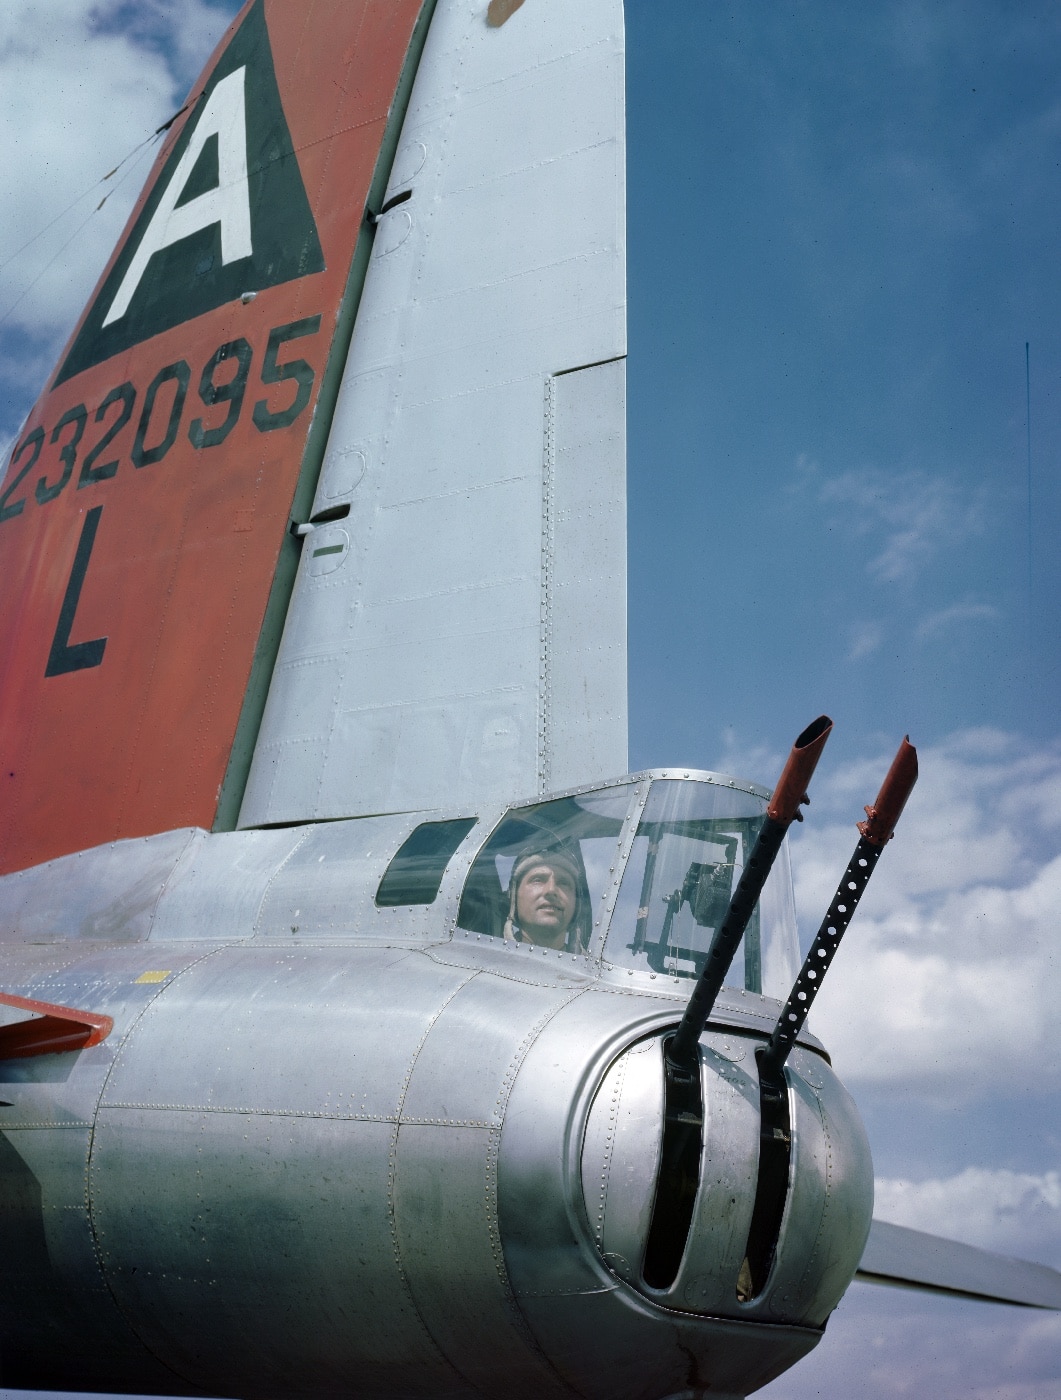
top-left (103, 68), bottom-right (253, 327)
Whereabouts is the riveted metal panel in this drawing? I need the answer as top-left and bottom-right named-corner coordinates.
top-left (661, 1039), bottom-right (761, 1316)
top-left (547, 359), bottom-right (628, 789)
top-left (84, 942), bottom-right (497, 1396)
top-left (0, 816), bottom-right (468, 949)
top-left (0, 829), bottom-right (196, 944)
top-left (1, 1128), bottom-right (97, 1301)
top-left (580, 1032), bottom-right (663, 1285)
top-left (89, 1110), bottom-right (461, 1399)
top-left (514, 1288), bottom-right (819, 1400)
top-left (500, 991), bottom-right (676, 1301)
top-left (0, 944), bottom-right (207, 1091)
top-left (241, 0), bottom-right (628, 826)
top-left (394, 969), bottom-right (589, 1397)
top-left (0, 1125), bottom-right (177, 1393)
top-left (755, 1047), bottom-right (874, 1327)
top-left (98, 945), bottom-right (473, 1121)
top-left (0, 944), bottom-right (213, 1390)
top-left (394, 1123), bottom-right (572, 1399)
top-left (148, 825), bottom-right (307, 941)
top-left (252, 810), bottom-right (477, 941)
top-left (499, 992), bottom-right (823, 1400)
top-left (401, 972), bottom-right (582, 1126)
top-left (575, 1024), bottom-right (870, 1332)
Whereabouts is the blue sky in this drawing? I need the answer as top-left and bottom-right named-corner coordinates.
top-left (627, 0), bottom-right (1061, 767)
top-left (0, 2), bottom-right (1058, 1398)
top-left (625, 5), bottom-right (1061, 1394)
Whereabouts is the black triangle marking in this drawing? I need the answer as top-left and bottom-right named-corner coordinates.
top-left (175, 133), bottom-right (220, 210)
top-left (56, 0), bottom-right (324, 386)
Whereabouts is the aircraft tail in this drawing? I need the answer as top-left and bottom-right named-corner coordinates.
top-left (0, 0), bottom-right (627, 874)
top-left (238, 0), bottom-right (627, 826)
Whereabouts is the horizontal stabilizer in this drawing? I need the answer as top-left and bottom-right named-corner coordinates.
top-left (0, 990), bottom-right (113, 1059)
top-left (857, 1218), bottom-right (1061, 1310)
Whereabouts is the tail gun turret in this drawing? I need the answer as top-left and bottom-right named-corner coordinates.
top-left (644, 716), bottom-right (833, 1289)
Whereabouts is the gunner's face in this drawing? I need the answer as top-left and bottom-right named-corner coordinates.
top-left (515, 862), bottom-right (577, 947)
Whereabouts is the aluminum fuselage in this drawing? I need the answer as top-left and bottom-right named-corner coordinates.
top-left (0, 774), bottom-right (873, 1400)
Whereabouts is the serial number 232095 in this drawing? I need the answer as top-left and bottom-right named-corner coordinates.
top-left (0, 315), bottom-right (323, 526)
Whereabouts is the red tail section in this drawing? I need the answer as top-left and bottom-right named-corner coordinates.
top-left (0, 0), bottom-right (427, 875)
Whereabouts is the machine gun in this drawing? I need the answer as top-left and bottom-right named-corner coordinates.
top-left (645, 722), bottom-right (917, 1296)
top-left (741, 736), bottom-right (919, 1298)
top-left (644, 715), bottom-right (833, 1287)
top-left (761, 735), bottom-right (919, 1078)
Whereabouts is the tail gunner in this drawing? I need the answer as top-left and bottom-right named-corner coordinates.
top-left (502, 846), bottom-right (590, 952)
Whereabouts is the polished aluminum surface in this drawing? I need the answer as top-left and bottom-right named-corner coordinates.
top-left (2, 926), bottom-right (825, 1398)
top-left (2, 769), bottom-right (1004, 1398)
top-left (241, 0), bottom-right (628, 826)
top-left (0, 853), bottom-right (830, 1398)
top-left (757, 1048), bottom-right (874, 1326)
top-left (581, 1031), bottom-right (664, 1285)
top-left (90, 946), bottom-right (479, 1396)
top-left (499, 994), bottom-right (822, 1400)
top-left (658, 1037), bottom-right (761, 1316)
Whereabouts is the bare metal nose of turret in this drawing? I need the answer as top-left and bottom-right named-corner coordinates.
top-left (579, 1029), bottom-right (873, 1326)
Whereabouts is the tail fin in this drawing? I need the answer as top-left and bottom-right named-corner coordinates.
top-left (0, 0), bottom-right (434, 874)
top-left (239, 0), bottom-right (628, 826)
top-left (0, 0), bottom-right (627, 874)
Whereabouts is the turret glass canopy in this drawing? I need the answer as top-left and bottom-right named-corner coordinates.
top-left (456, 774), bottom-right (800, 999)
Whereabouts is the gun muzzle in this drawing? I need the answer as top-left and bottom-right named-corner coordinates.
top-left (857, 735), bottom-right (918, 845)
top-left (767, 714), bottom-right (834, 823)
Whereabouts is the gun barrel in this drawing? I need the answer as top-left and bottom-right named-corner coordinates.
top-left (666, 716), bottom-right (833, 1072)
top-left (760, 736), bottom-right (918, 1079)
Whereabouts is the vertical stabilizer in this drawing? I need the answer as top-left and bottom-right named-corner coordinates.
top-left (0, 1), bottom-right (434, 875)
top-left (239, 0), bottom-right (627, 825)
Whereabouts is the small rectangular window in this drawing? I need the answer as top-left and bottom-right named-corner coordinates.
top-left (375, 818), bottom-right (478, 907)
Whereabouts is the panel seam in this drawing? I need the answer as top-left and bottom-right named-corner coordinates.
top-left (538, 374), bottom-right (556, 793)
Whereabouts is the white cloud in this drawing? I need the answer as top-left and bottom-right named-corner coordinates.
top-left (788, 730), bottom-right (1061, 1095)
top-left (105, 0), bottom-right (241, 90)
top-left (0, 5), bottom-right (172, 334)
top-left (917, 600), bottom-right (1002, 639)
top-left (796, 454), bottom-right (987, 584)
top-left (848, 619), bottom-right (884, 659)
top-left (715, 726), bottom-right (787, 792)
top-left (825, 468), bottom-right (985, 583)
top-left (759, 1283), bottom-right (1061, 1400)
top-left (874, 1168), bottom-right (1061, 1262)
top-left (0, 0), bottom-right (236, 417)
